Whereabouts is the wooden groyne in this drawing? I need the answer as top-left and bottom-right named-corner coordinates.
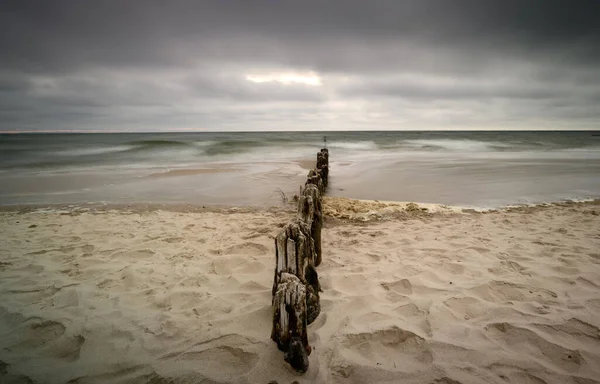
top-left (271, 148), bottom-right (329, 372)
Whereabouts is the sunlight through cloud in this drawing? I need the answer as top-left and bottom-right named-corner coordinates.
top-left (245, 72), bottom-right (322, 86)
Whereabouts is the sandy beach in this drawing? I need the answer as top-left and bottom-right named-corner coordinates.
top-left (1, 199), bottom-right (599, 384)
top-left (3, 1), bottom-right (600, 382)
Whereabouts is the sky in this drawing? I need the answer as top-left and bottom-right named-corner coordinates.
top-left (1, 0), bottom-right (599, 132)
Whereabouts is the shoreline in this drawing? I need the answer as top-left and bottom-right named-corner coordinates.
top-left (1, 196), bottom-right (598, 216)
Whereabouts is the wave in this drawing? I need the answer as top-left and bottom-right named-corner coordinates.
top-left (328, 141), bottom-right (378, 150)
top-left (401, 139), bottom-right (512, 152)
top-left (51, 140), bottom-right (200, 159)
top-left (202, 140), bottom-right (268, 156)
top-left (191, 141), bottom-right (219, 148)
top-left (126, 139), bottom-right (192, 149)
top-left (55, 145), bottom-right (136, 157)
top-left (123, 139), bottom-right (270, 157)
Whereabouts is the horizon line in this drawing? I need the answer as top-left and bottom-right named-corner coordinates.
top-left (2, 128), bottom-right (599, 134)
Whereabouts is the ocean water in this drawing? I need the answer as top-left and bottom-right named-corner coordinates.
top-left (1, 131), bottom-right (599, 208)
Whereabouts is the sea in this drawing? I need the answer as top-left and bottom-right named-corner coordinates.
top-left (1, 131), bottom-right (599, 209)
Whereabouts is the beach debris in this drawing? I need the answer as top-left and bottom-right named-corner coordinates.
top-left (275, 188), bottom-right (289, 204)
top-left (405, 202), bottom-right (420, 212)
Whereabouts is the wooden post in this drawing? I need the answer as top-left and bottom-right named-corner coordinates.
top-left (300, 184), bottom-right (323, 267)
top-left (317, 148), bottom-right (329, 189)
top-left (270, 147), bottom-right (329, 373)
top-left (271, 273), bottom-right (311, 373)
top-left (306, 169), bottom-right (324, 196)
top-left (272, 219), bottom-right (320, 323)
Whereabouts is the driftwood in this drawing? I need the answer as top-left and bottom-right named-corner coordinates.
top-left (271, 147), bottom-right (329, 373)
top-left (271, 273), bottom-right (311, 373)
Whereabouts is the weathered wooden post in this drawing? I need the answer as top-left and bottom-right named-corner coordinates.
top-left (271, 273), bottom-right (311, 373)
top-left (305, 169), bottom-right (324, 195)
top-left (300, 184), bottom-right (323, 267)
top-left (317, 148), bottom-right (329, 189)
top-left (270, 147), bottom-right (329, 373)
top-left (272, 219), bottom-right (320, 323)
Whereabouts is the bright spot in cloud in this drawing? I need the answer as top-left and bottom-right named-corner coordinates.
top-left (245, 71), bottom-right (322, 86)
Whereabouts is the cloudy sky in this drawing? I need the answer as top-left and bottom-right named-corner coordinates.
top-left (1, 0), bottom-right (599, 132)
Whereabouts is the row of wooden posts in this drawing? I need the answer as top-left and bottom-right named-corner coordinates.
top-left (271, 148), bottom-right (329, 373)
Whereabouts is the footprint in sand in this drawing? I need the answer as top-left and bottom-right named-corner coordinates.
top-left (381, 279), bottom-right (413, 295)
top-left (443, 296), bottom-right (487, 320)
top-left (224, 242), bottom-right (269, 256)
top-left (393, 303), bottom-right (432, 336)
top-left (7, 320), bottom-right (66, 351)
top-left (335, 326), bottom-right (433, 373)
top-left (440, 262), bottom-right (465, 275)
top-left (366, 252), bottom-right (382, 262)
top-left (488, 260), bottom-right (532, 277)
top-left (394, 303), bottom-right (427, 318)
top-left (532, 318), bottom-right (600, 348)
top-left (5, 319), bottom-right (85, 362)
top-left (484, 322), bottom-right (584, 372)
top-left (81, 244), bottom-right (95, 253)
top-left (331, 274), bottom-right (373, 295)
top-left (471, 281), bottom-right (558, 305)
top-left (159, 336), bottom-right (259, 380)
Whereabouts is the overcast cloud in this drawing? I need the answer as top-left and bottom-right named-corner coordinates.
top-left (1, 0), bottom-right (599, 131)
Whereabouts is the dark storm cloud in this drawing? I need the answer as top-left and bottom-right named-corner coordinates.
top-left (0, 0), bottom-right (599, 131)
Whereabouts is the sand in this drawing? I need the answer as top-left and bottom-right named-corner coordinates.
top-left (1, 199), bottom-right (599, 384)
top-left (146, 168), bottom-right (240, 178)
